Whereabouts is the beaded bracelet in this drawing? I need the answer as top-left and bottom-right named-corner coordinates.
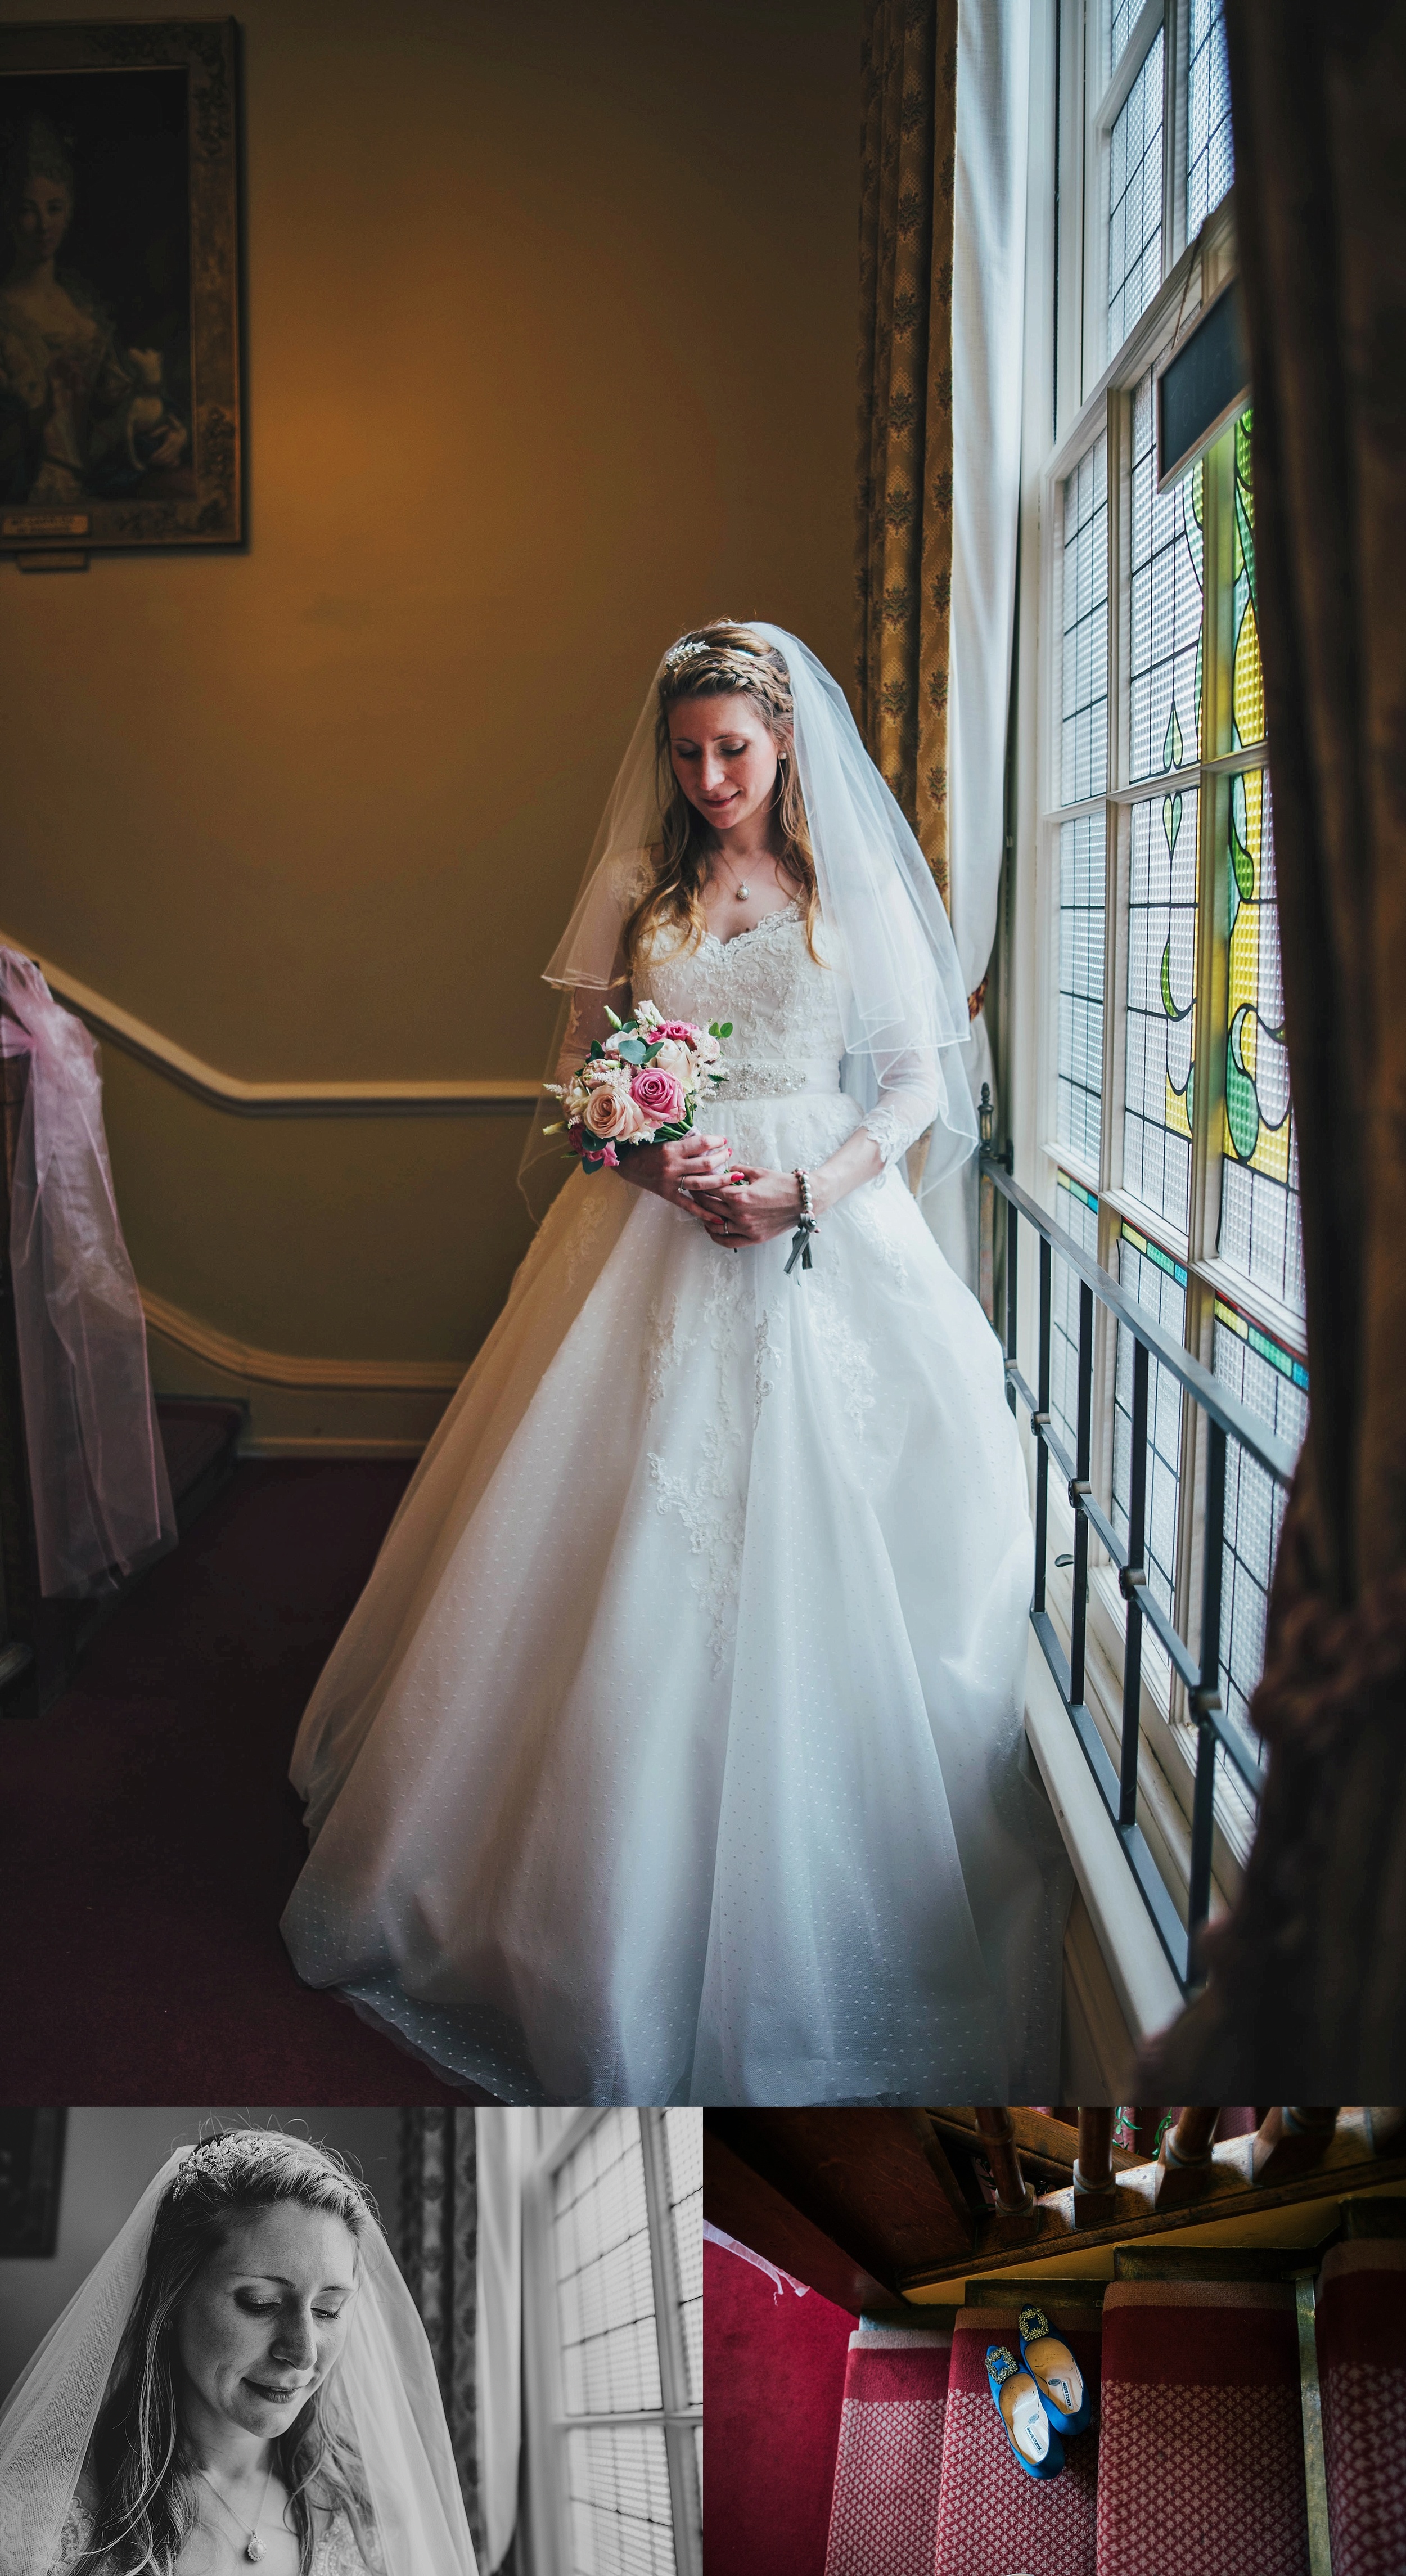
top-left (785, 1167), bottom-right (819, 1276)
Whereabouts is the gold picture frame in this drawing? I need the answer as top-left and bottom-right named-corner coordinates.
top-left (0, 17), bottom-right (240, 557)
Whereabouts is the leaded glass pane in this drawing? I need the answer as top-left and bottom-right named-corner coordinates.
top-left (1123, 786), bottom-right (1198, 1229)
top-left (1058, 816), bottom-right (1106, 1165)
top-left (1108, 29), bottom-right (1164, 357)
top-left (1110, 0), bottom-right (1142, 78)
top-left (553, 2111), bottom-right (661, 2420)
top-left (1213, 1294), bottom-right (1308, 1752)
top-left (1112, 1219), bottom-right (1188, 1702)
top-left (1130, 370), bottom-right (1203, 781)
top-left (1187, 0), bottom-right (1234, 241)
top-left (1219, 768), bottom-right (1305, 1310)
top-left (1060, 435), bottom-right (1108, 805)
top-left (1232, 411), bottom-right (1264, 749)
top-left (1052, 1171), bottom-right (1099, 1468)
top-left (565, 2424), bottom-right (676, 2576)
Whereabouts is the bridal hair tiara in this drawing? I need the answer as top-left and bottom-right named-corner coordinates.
top-left (663, 637), bottom-right (710, 667)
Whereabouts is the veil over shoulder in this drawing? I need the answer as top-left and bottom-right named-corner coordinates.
top-left (520, 621), bottom-right (979, 1217)
top-left (0, 2147), bottom-right (477, 2576)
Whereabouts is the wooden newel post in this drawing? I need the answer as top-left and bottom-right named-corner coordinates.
top-left (974, 2106), bottom-right (1036, 2214)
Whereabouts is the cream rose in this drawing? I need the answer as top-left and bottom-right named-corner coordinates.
top-left (651, 1039), bottom-right (691, 1078)
top-left (582, 1084), bottom-right (649, 1140)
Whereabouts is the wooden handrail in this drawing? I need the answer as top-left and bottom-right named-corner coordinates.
top-left (0, 932), bottom-right (540, 1118)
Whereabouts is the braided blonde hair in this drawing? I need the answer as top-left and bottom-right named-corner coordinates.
top-left (625, 621), bottom-right (823, 974)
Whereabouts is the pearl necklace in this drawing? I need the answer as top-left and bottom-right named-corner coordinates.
top-left (714, 856), bottom-right (764, 904)
top-left (198, 2463), bottom-right (276, 2564)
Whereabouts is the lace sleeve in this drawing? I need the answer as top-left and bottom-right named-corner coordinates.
top-left (553, 985), bottom-right (627, 1090)
top-left (858, 1044), bottom-right (941, 1167)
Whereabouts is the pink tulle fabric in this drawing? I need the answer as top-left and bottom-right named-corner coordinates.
top-left (0, 951), bottom-right (174, 1597)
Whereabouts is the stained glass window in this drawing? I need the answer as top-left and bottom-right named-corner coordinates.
top-left (1231, 412), bottom-right (1263, 750)
top-left (1219, 769), bottom-right (1304, 1310)
top-left (1108, 29), bottom-right (1165, 357)
top-left (663, 2109), bottom-right (702, 2410)
top-left (1130, 370), bottom-right (1204, 781)
top-left (1187, 0), bottom-right (1234, 241)
top-left (1060, 436), bottom-right (1108, 805)
top-left (1052, 1170), bottom-right (1099, 1468)
top-left (1112, 1219), bottom-right (1189, 1701)
top-left (553, 2113), bottom-right (661, 2418)
top-left (1058, 816), bottom-right (1106, 1165)
top-left (553, 2113), bottom-right (684, 2576)
top-left (1213, 1294), bottom-right (1308, 1747)
top-left (1123, 786), bottom-right (1198, 1228)
top-left (1110, 0), bottom-right (1142, 78)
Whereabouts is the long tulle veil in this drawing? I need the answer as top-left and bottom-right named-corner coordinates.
top-left (517, 620), bottom-right (976, 1219)
top-left (0, 2143), bottom-right (478, 2576)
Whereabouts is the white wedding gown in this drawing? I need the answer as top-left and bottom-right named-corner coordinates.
top-left (281, 899), bottom-right (1071, 2103)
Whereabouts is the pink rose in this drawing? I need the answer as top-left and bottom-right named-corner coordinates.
top-left (582, 1085), bottom-right (648, 1141)
top-left (630, 1066), bottom-right (686, 1123)
top-left (650, 1020), bottom-right (700, 1045)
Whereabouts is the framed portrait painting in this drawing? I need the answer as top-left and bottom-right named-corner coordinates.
top-left (0, 19), bottom-right (240, 558)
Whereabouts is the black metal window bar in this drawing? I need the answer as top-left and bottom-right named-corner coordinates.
top-left (977, 1097), bottom-right (1297, 1993)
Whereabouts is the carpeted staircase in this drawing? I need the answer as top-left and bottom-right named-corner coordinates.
top-left (824, 2323), bottom-right (952, 2576)
top-left (819, 2222), bottom-right (1404, 2576)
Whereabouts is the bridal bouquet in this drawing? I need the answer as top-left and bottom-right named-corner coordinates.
top-left (544, 1001), bottom-right (731, 1174)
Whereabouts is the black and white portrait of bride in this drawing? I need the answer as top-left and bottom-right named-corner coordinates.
top-left (280, 621), bottom-right (1071, 2106)
top-left (0, 2126), bottom-right (476, 2576)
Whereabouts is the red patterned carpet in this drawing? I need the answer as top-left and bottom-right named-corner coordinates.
top-left (824, 2322), bottom-right (952, 2576)
top-left (1096, 2280), bottom-right (1309, 2576)
top-left (0, 1462), bottom-right (470, 2103)
top-left (1317, 2239), bottom-right (1406, 2576)
top-left (932, 2305), bottom-right (1102, 2576)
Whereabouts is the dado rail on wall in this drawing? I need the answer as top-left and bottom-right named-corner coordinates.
top-left (3, 933), bottom-right (540, 1455)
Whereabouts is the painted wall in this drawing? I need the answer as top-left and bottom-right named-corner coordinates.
top-left (0, 0), bottom-right (860, 1442)
top-left (704, 2237), bottom-right (853, 2576)
top-left (0, 2107), bottom-right (402, 2403)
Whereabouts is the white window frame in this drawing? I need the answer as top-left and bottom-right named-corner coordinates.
top-left (1009, 0), bottom-right (1300, 1919)
top-left (523, 2107), bottom-right (702, 2576)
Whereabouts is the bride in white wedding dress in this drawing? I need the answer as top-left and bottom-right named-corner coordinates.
top-left (280, 620), bottom-right (1070, 2105)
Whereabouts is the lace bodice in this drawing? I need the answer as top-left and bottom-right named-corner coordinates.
top-left (558, 901), bottom-right (939, 1166)
top-left (16, 2488), bottom-right (375, 2574)
top-left (636, 901), bottom-right (845, 1085)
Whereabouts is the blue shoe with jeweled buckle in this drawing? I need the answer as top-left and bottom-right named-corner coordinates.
top-left (1017, 2305), bottom-right (1092, 2436)
top-left (985, 2344), bottom-right (1066, 2478)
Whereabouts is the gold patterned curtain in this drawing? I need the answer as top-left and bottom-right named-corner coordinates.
top-left (855, 0), bottom-right (959, 909)
top-left (399, 2109), bottom-right (522, 2574)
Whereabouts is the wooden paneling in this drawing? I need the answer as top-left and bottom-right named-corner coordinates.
top-left (705, 2109), bottom-right (976, 2305)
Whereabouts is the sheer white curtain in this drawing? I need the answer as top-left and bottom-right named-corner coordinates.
top-left (474, 2108), bottom-right (534, 2574)
top-left (927, 0), bottom-right (1033, 1283)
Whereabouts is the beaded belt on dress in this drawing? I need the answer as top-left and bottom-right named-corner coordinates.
top-left (719, 1056), bottom-right (842, 1101)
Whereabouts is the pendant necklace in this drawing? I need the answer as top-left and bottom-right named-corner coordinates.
top-left (199, 2463), bottom-right (276, 2564)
